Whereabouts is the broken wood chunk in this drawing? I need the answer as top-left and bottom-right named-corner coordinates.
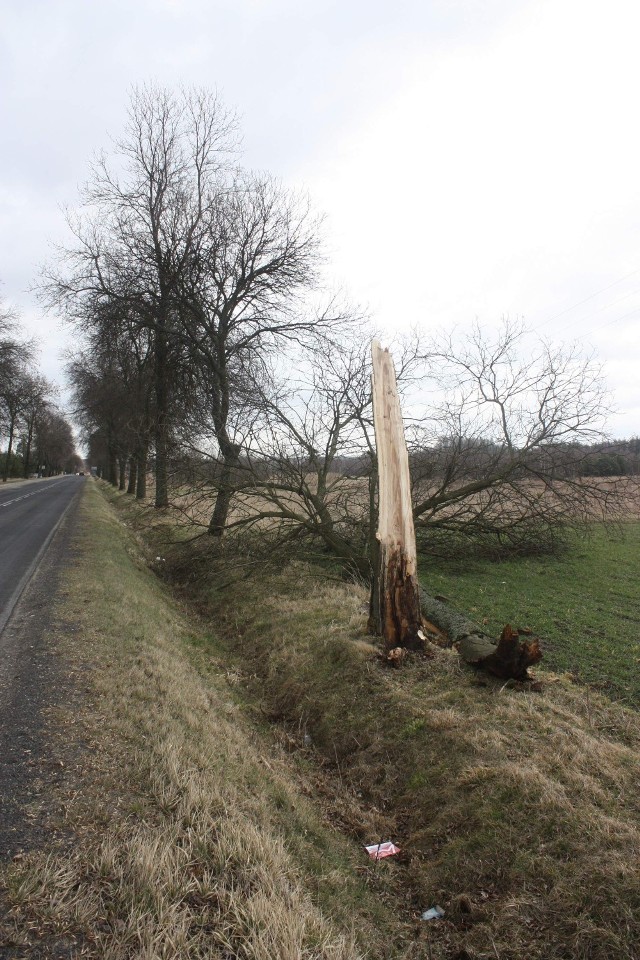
top-left (457, 623), bottom-right (542, 681)
top-left (383, 646), bottom-right (408, 667)
top-left (419, 588), bottom-right (543, 681)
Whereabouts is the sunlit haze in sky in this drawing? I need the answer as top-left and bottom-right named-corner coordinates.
top-left (1, 0), bottom-right (639, 436)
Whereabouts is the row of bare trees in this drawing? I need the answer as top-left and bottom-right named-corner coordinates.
top-left (44, 84), bottom-right (630, 578)
top-left (42, 86), bottom-right (348, 525)
top-left (0, 296), bottom-right (79, 480)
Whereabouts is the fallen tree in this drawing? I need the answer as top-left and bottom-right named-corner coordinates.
top-left (419, 586), bottom-right (542, 680)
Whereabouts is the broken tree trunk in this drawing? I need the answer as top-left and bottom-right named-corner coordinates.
top-left (419, 587), bottom-right (542, 680)
top-left (456, 624), bottom-right (542, 680)
top-left (371, 340), bottom-right (423, 651)
top-left (419, 587), bottom-right (492, 647)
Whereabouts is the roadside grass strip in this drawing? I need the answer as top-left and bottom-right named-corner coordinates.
top-left (6, 482), bottom-right (640, 960)
top-left (1, 484), bottom-right (393, 959)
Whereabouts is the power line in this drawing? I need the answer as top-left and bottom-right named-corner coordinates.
top-left (533, 267), bottom-right (640, 331)
top-left (595, 306), bottom-right (640, 333)
top-left (546, 289), bottom-right (640, 338)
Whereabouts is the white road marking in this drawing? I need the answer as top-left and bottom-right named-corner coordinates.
top-left (0, 479), bottom-right (70, 509)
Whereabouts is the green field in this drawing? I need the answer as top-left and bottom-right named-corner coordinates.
top-left (421, 522), bottom-right (640, 705)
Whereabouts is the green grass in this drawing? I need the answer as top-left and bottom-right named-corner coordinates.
top-left (421, 522), bottom-right (640, 704)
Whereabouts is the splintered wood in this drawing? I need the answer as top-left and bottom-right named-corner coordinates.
top-left (371, 340), bottom-right (423, 650)
top-left (456, 624), bottom-right (543, 680)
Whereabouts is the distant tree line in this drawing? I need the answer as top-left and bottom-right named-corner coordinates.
top-left (0, 293), bottom-right (80, 480)
top-left (577, 439), bottom-right (640, 477)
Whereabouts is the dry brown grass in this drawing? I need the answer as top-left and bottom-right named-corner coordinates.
top-left (1, 484), bottom-right (396, 958)
top-left (10, 481), bottom-right (639, 959)
top-left (179, 558), bottom-right (640, 960)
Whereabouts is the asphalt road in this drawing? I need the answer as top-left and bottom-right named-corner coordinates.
top-left (0, 476), bottom-right (85, 634)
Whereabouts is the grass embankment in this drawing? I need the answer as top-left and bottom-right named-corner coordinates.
top-left (6, 484), bottom-right (640, 959)
top-left (108, 487), bottom-right (640, 960)
top-left (1, 483), bottom-right (398, 959)
top-left (422, 524), bottom-right (640, 705)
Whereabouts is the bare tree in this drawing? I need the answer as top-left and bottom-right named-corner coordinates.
top-left (34, 407), bottom-right (78, 475)
top-left (172, 321), bottom-right (625, 587)
top-left (0, 303), bottom-right (18, 392)
top-left (171, 328), bottom-right (422, 580)
top-left (0, 296), bottom-right (38, 481)
top-left (19, 374), bottom-right (54, 478)
top-left (40, 85), bottom-right (238, 507)
top-left (176, 170), bottom-right (336, 533)
top-left (67, 303), bottom-right (155, 496)
top-left (1, 370), bottom-right (28, 481)
top-left (408, 321), bottom-right (622, 555)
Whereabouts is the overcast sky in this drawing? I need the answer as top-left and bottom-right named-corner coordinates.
top-left (1, 0), bottom-right (639, 437)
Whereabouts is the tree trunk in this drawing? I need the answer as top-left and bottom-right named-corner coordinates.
top-left (23, 419), bottom-right (34, 478)
top-left (456, 624), bottom-right (542, 680)
top-left (419, 588), bottom-right (542, 680)
top-left (127, 457), bottom-right (138, 495)
top-left (136, 447), bottom-right (148, 499)
top-left (154, 324), bottom-right (169, 508)
top-left (419, 588), bottom-right (493, 647)
top-left (108, 448), bottom-right (118, 486)
top-left (118, 457), bottom-right (127, 491)
top-left (209, 443), bottom-right (241, 535)
top-left (2, 419), bottom-right (16, 482)
top-left (370, 341), bottom-right (423, 650)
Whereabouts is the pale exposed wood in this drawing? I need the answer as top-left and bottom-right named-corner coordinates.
top-left (371, 340), bottom-right (423, 649)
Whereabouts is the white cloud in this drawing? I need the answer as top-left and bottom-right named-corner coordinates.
top-left (1, 0), bottom-right (638, 436)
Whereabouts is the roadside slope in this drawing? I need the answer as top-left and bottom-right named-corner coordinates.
top-left (1, 483), bottom-right (401, 959)
top-left (111, 487), bottom-right (640, 960)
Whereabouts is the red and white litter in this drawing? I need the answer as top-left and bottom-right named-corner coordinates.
top-left (365, 841), bottom-right (400, 860)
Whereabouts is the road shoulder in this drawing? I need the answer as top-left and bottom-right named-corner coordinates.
top-left (0, 484), bottom-right (90, 957)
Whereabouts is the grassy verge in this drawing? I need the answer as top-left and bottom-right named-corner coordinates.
top-left (104, 485), bottom-right (640, 960)
top-left (8, 482), bottom-right (639, 959)
top-left (1, 482), bottom-right (403, 958)
top-left (421, 523), bottom-right (640, 704)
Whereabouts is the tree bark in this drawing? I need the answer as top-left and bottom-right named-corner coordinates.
top-left (370, 341), bottom-right (423, 650)
top-left (108, 453), bottom-right (117, 486)
top-left (419, 588), bottom-right (493, 647)
top-left (208, 443), bottom-right (241, 535)
top-left (154, 323), bottom-right (169, 508)
top-left (118, 457), bottom-right (127, 491)
top-left (136, 446), bottom-right (148, 499)
top-left (2, 423), bottom-right (13, 481)
top-left (419, 588), bottom-right (542, 680)
top-left (23, 420), bottom-right (34, 478)
top-left (456, 624), bottom-right (542, 680)
top-left (127, 457), bottom-right (138, 495)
